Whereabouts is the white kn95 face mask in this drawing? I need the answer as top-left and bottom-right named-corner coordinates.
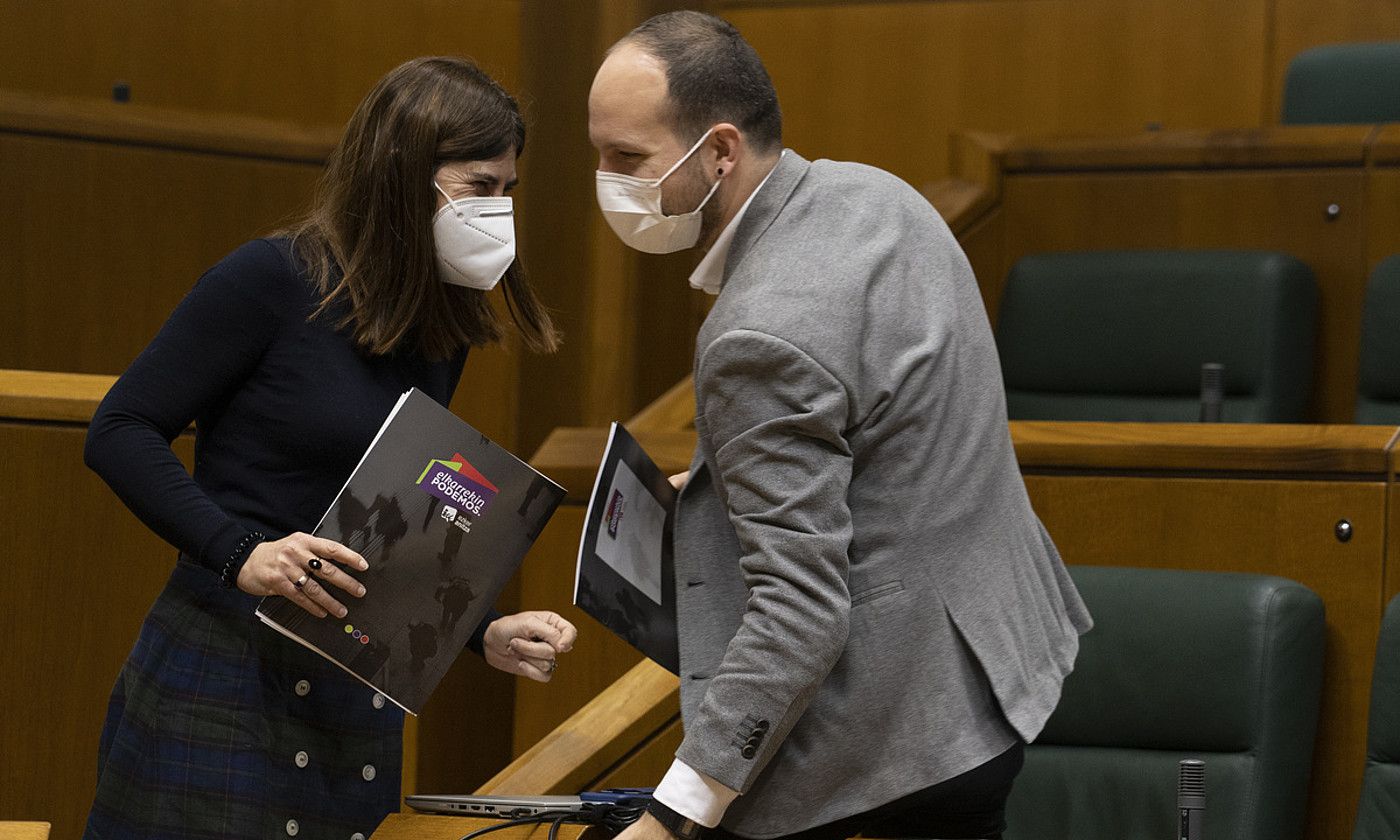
top-left (595, 128), bottom-right (724, 254)
top-left (432, 182), bottom-right (516, 290)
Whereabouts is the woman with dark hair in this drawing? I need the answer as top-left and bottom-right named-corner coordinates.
top-left (82, 56), bottom-right (574, 840)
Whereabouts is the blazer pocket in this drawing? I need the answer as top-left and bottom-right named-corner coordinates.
top-left (850, 580), bottom-right (904, 608)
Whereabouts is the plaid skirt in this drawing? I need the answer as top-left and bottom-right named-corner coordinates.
top-left (85, 560), bottom-right (405, 840)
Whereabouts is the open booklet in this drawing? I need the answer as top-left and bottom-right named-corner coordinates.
top-left (574, 422), bottom-right (679, 674)
top-left (256, 387), bottom-right (565, 715)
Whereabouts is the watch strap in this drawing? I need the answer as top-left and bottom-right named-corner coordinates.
top-left (646, 798), bottom-right (706, 840)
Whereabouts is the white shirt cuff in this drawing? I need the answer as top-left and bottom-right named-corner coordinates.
top-left (652, 758), bottom-right (740, 829)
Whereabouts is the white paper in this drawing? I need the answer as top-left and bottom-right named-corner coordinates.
top-left (592, 459), bottom-right (666, 604)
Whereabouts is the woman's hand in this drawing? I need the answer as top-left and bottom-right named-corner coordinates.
top-left (668, 470), bottom-right (690, 491)
top-left (483, 611), bottom-right (578, 682)
top-left (237, 532), bottom-right (368, 619)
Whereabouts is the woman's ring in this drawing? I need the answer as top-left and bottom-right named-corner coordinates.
top-left (308, 558), bottom-right (323, 572)
top-left (293, 574), bottom-right (308, 589)
top-left (546, 660), bottom-right (557, 673)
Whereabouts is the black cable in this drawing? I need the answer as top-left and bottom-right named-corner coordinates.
top-left (453, 800), bottom-right (650, 840)
top-left (548, 813), bottom-right (568, 840)
top-left (456, 810), bottom-right (581, 840)
top-left (595, 801), bottom-right (648, 834)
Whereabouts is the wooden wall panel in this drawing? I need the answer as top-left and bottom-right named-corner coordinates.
top-left (0, 0), bottom-right (520, 127)
top-left (1367, 168), bottom-right (1400, 273)
top-left (998, 169), bottom-right (1368, 422)
top-left (0, 422), bottom-right (193, 840)
top-left (513, 0), bottom-right (627, 455)
top-left (1024, 473), bottom-right (1386, 839)
top-left (510, 504), bottom-right (647, 755)
top-left (725, 0), bottom-right (1269, 187)
top-left (514, 0), bottom-right (714, 458)
top-left (0, 133), bottom-right (322, 375)
top-left (450, 342), bottom-right (522, 452)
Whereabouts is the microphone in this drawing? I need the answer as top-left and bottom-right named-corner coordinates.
top-left (1199, 363), bottom-right (1224, 422)
top-left (1178, 759), bottom-right (1205, 840)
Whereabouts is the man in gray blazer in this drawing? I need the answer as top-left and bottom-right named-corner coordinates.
top-left (589, 12), bottom-right (1091, 840)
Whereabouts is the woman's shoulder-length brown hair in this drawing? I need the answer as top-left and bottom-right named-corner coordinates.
top-left (285, 56), bottom-right (557, 360)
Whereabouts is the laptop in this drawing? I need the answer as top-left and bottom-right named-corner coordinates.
top-left (405, 789), bottom-right (652, 819)
top-left (405, 794), bottom-right (587, 819)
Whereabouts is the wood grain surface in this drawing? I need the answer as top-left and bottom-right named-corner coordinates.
top-left (0, 421), bottom-right (193, 839)
top-left (0, 370), bottom-right (115, 423)
top-left (372, 813), bottom-right (597, 840)
top-left (480, 658), bottom-right (678, 796)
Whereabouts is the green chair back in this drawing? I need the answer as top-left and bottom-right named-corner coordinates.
top-left (1352, 593), bottom-right (1400, 839)
top-left (1004, 566), bottom-right (1325, 840)
top-left (1355, 256), bottom-right (1400, 423)
top-left (996, 251), bottom-right (1317, 422)
top-left (1282, 42), bottom-right (1400, 125)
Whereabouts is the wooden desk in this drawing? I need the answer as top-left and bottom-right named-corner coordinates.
top-left (0, 369), bottom-right (117, 423)
top-left (372, 813), bottom-right (599, 840)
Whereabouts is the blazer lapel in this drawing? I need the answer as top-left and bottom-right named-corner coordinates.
top-left (722, 150), bottom-right (810, 287)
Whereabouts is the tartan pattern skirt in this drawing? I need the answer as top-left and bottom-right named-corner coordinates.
top-left (84, 560), bottom-right (405, 840)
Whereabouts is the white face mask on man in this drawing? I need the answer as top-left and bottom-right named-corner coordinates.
top-left (432, 182), bottom-right (516, 290)
top-left (595, 128), bottom-right (723, 254)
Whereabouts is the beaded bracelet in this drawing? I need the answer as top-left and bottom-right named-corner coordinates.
top-left (220, 530), bottom-right (266, 588)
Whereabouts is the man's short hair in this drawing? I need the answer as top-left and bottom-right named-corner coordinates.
top-left (618, 10), bottom-right (783, 153)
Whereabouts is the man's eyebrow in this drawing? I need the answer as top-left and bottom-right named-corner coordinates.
top-left (602, 133), bottom-right (654, 154)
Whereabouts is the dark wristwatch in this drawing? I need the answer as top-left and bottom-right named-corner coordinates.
top-left (646, 799), bottom-right (706, 840)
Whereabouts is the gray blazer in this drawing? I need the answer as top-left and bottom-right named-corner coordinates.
top-left (673, 151), bottom-right (1092, 838)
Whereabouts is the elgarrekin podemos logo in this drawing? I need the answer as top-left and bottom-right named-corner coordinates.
top-left (605, 488), bottom-right (625, 539)
top-left (417, 453), bottom-right (499, 518)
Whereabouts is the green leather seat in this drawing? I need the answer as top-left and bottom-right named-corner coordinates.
top-left (1282, 42), bottom-right (1400, 125)
top-left (1355, 256), bottom-right (1400, 423)
top-left (996, 251), bottom-right (1318, 421)
top-left (1004, 566), bottom-right (1325, 840)
top-left (1352, 593), bottom-right (1400, 839)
